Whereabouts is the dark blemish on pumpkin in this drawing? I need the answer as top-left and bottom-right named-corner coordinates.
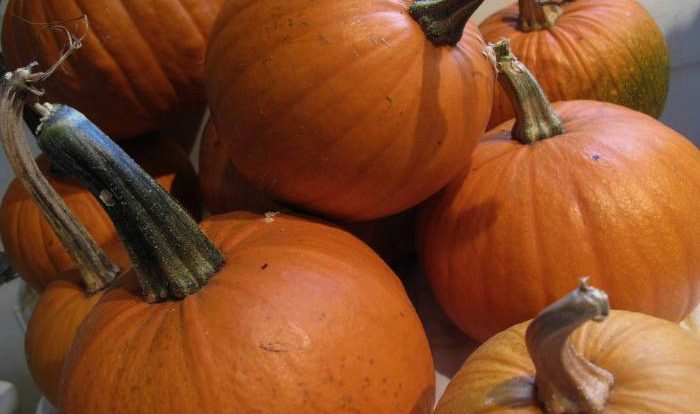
top-left (288, 18), bottom-right (294, 27)
top-left (261, 263), bottom-right (269, 270)
top-left (369, 358), bottom-right (375, 365)
top-left (318, 312), bottom-right (327, 321)
top-left (591, 154), bottom-right (601, 161)
top-left (259, 342), bottom-right (286, 352)
top-left (386, 95), bottom-right (393, 105)
top-left (319, 34), bottom-right (330, 44)
top-left (352, 49), bottom-right (360, 58)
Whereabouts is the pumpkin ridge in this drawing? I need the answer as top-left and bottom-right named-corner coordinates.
top-left (277, 57), bottom-right (422, 209)
top-left (116, 0), bottom-right (179, 104)
top-left (71, 0), bottom-right (152, 116)
top-left (172, 0), bottom-right (207, 44)
top-left (68, 0), bottom-right (153, 116)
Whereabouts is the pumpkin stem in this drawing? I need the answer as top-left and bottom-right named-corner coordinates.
top-left (0, 62), bottom-right (119, 294)
top-left (35, 103), bottom-right (224, 303)
top-left (518, 0), bottom-right (564, 31)
top-left (490, 38), bottom-right (564, 144)
top-left (409, 0), bottom-right (486, 46)
top-left (525, 279), bottom-right (614, 414)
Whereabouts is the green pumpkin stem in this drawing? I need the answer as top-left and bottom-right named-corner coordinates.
top-left (525, 279), bottom-right (614, 414)
top-left (0, 64), bottom-right (119, 294)
top-left (491, 38), bottom-right (564, 144)
top-left (35, 103), bottom-right (224, 302)
top-left (409, 0), bottom-right (486, 46)
top-left (518, 0), bottom-right (564, 31)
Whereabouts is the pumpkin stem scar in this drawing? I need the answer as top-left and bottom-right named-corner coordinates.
top-left (409, 0), bottom-right (486, 46)
top-left (0, 22), bottom-right (119, 294)
top-left (518, 0), bottom-right (564, 32)
top-left (524, 279), bottom-right (614, 413)
top-left (490, 39), bottom-right (565, 144)
top-left (37, 104), bottom-right (225, 302)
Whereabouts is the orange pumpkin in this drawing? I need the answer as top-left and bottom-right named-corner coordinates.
top-left (435, 281), bottom-right (700, 413)
top-left (32, 107), bottom-right (435, 413)
top-left (480, 0), bottom-right (669, 129)
top-left (419, 40), bottom-right (700, 342)
top-left (25, 243), bottom-right (129, 406)
top-left (199, 121), bottom-right (417, 265)
top-left (2, 0), bottom-right (226, 139)
top-left (205, 0), bottom-right (494, 221)
top-left (0, 135), bottom-right (200, 291)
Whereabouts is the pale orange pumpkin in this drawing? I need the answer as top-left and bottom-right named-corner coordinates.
top-left (480, 0), bottom-right (669, 129)
top-left (206, 0), bottom-right (494, 221)
top-left (25, 243), bottom-right (129, 406)
top-left (419, 40), bottom-right (700, 342)
top-left (2, 0), bottom-right (226, 139)
top-left (32, 102), bottom-right (436, 413)
top-left (435, 281), bottom-right (700, 413)
top-left (0, 135), bottom-right (200, 291)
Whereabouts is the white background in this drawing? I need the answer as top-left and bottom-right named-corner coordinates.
top-left (0, 1), bottom-right (699, 412)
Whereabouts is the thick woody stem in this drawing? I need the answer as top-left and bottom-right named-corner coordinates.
top-left (490, 38), bottom-right (565, 144)
top-left (0, 67), bottom-right (119, 293)
top-left (525, 279), bottom-right (614, 413)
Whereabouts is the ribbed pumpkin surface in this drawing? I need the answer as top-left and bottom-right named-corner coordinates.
top-left (2, 0), bottom-right (225, 138)
top-left (480, 0), bottom-right (669, 129)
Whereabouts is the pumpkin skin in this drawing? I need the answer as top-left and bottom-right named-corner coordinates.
top-left (419, 101), bottom-right (700, 342)
top-left (206, 1), bottom-right (494, 221)
top-left (480, 0), bottom-right (669, 129)
top-left (24, 243), bottom-right (129, 406)
top-left (0, 136), bottom-right (200, 291)
top-left (60, 212), bottom-right (435, 413)
top-left (2, 0), bottom-right (225, 139)
top-left (199, 121), bottom-right (418, 265)
top-left (435, 311), bottom-right (700, 413)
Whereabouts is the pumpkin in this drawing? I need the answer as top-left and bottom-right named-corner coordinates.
top-left (2, 0), bottom-right (226, 139)
top-left (205, 0), bottom-right (494, 221)
top-left (199, 120), bottom-right (418, 265)
top-left (435, 280), bottom-right (700, 413)
top-left (480, 0), bottom-right (669, 129)
top-left (25, 242), bottom-right (130, 406)
top-left (34, 102), bottom-right (436, 413)
top-left (418, 40), bottom-right (700, 342)
top-left (0, 134), bottom-right (200, 291)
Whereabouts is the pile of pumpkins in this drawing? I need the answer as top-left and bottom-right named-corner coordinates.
top-left (1, 0), bottom-right (700, 412)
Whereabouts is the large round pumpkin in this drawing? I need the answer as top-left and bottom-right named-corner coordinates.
top-left (61, 212), bottom-right (435, 413)
top-left (0, 135), bottom-right (199, 291)
top-left (480, 0), bottom-right (669, 129)
top-left (205, 0), bottom-right (494, 221)
top-left (435, 282), bottom-right (700, 413)
top-left (199, 121), bottom-right (417, 265)
top-left (25, 242), bottom-right (129, 406)
top-left (34, 102), bottom-right (436, 413)
top-left (419, 41), bottom-right (700, 342)
top-left (2, 0), bottom-right (225, 139)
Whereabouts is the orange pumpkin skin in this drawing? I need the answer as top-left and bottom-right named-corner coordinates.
top-left (200, 121), bottom-right (417, 265)
top-left (435, 311), bottom-right (700, 413)
top-left (199, 121), bottom-right (280, 215)
top-left (60, 212), bottom-right (435, 413)
top-left (0, 137), bottom-right (200, 291)
top-left (2, 0), bottom-right (225, 139)
top-left (480, 0), bottom-right (669, 129)
top-left (206, 1), bottom-right (494, 221)
top-left (419, 101), bottom-right (700, 342)
top-left (24, 243), bottom-right (129, 406)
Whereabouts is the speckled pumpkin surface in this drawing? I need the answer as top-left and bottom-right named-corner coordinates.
top-left (480, 0), bottom-right (669, 129)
